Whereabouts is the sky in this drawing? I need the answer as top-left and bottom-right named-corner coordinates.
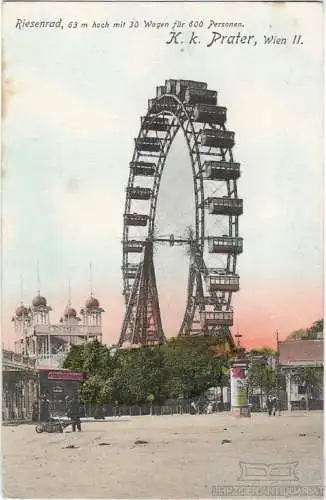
top-left (2, 1), bottom-right (323, 350)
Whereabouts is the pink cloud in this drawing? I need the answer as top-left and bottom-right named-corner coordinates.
top-left (4, 279), bottom-right (322, 352)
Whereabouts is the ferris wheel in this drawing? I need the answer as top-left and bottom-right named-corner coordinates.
top-left (118, 79), bottom-right (243, 348)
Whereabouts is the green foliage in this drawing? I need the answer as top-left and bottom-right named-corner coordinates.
top-left (248, 362), bottom-right (276, 395)
top-left (249, 347), bottom-right (276, 357)
top-left (62, 344), bottom-right (84, 372)
top-left (80, 375), bottom-right (104, 404)
top-left (110, 347), bottom-right (168, 405)
top-left (63, 341), bottom-right (116, 404)
top-left (292, 366), bottom-right (324, 410)
top-left (286, 319), bottom-right (323, 341)
top-left (62, 337), bottom-right (231, 405)
top-left (310, 319), bottom-right (324, 334)
top-left (63, 340), bottom-right (115, 378)
top-left (292, 366), bottom-right (323, 393)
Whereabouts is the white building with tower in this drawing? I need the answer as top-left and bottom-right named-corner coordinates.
top-left (12, 286), bottom-right (104, 369)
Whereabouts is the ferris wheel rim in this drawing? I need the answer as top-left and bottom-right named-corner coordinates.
top-left (122, 93), bottom-right (208, 254)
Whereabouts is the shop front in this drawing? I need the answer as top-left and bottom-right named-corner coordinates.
top-left (39, 369), bottom-right (87, 415)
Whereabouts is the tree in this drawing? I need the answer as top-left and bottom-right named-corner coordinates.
top-left (62, 336), bottom-right (232, 406)
top-left (286, 319), bottom-right (323, 341)
top-left (80, 374), bottom-right (105, 404)
top-left (248, 362), bottom-right (276, 407)
top-left (161, 336), bottom-right (230, 401)
top-left (309, 320), bottom-right (323, 334)
top-left (218, 365), bottom-right (232, 404)
top-left (292, 366), bottom-right (323, 410)
top-left (63, 340), bottom-right (116, 379)
top-left (111, 346), bottom-right (168, 405)
top-left (249, 347), bottom-right (276, 357)
top-left (62, 344), bottom-right (84, 372)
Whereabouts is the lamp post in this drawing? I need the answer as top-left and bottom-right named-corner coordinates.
top-left (235, 334), bottom-right (242, 348)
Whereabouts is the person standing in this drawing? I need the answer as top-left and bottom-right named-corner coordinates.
top-left (67, 395), bottom-right (82, 432)
top-left (39, 395), bottom-right (50, 422)
top-left (272, 396), bottom-right (277, 416)
top-left (32, 400), bottom-right (39, 421)
top-left (190, 401), bottom-right (198, 415)
top-left (266, 395), bottom-right (273, 416)
top-left (64, 395), bottom-right (70, 413)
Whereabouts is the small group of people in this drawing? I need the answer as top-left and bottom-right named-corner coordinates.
top-left (38, 393), bottom-right (82, 432)
top-left (266, 395), bottom-right (279, 416)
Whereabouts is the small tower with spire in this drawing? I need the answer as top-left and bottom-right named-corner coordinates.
top-left (12, 302), bottom-right (32, 337)
top-left (11, 276), bottom-right (32, 354)
top-left (60, 279), bottom-right (81, 325)
top-left (31, 264), bottom-right (52, 326)
top-left (80, 263), bottom-right (104, 342)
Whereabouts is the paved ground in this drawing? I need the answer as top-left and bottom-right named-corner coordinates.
top-left (2, 411), bottom-right (323, 498)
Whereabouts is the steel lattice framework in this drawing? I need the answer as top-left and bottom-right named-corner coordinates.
top-left (118, 79), bottom-right (243, 348)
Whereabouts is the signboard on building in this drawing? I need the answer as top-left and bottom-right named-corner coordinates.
top-left (47, 370), bottom-right (86, 381)
top-left (38, 369), bottom-right (87, 409)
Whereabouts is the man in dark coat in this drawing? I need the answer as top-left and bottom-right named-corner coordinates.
top-left (32, 400), bottom-right (39, 422)
top-left (272, 396), bottom-right (278, 416)
top-left (266, 395), bottom-right (273, 416)
top-left (39, 395), bottom-right (50, 422)
top-left (66, 395), bottom-right (82, 432)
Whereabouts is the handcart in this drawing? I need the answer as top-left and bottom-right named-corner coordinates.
top-left (35, 416), bottom-right (71, 433)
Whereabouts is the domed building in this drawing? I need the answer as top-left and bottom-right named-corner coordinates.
top-left (80, 294), bottom-right (105, 332)
top-left (12, 302), bottom-right (33, 356)
top-left (13, 282), bottom-right (104, 368)
top-left (31, 291), bottom-right (52, 325)
top-left (59, 298), bottom-right (81, 323)
top-left (62, 305), bottom-right (78, 319)
top-left (15, 304), bottom-right (30, 318)
top-left (32, 294), bottom-right (47, 308)
top-left (85, 295), bottom-right (100, 309)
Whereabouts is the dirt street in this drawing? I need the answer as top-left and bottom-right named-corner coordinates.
top-left (2, 411), bottom-right (323, 498)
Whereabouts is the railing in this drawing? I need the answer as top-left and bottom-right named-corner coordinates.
top-left (47, 401), bottom-right (231, 418)
top-left (35, 354), bottom-right (66, 369)
top-left (290, 400), bottom-right (323, 411)
top-left (2, 349), bottom-right (36, 368)
top-left (5, 396), bottom-right (324, 424)
top-left (34, 325), bottom-right (102, 335)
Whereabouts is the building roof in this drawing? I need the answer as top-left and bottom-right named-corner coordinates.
top-left (279, 339), bottom-right (324, 366)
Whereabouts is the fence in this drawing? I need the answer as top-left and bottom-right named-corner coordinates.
top-left (3, 375), bottom-right (322, 423)
top-left (47, 400), bottom-right (231, 418)
top-left (248, 389), bottom-right (289, 412)
top-left (83, 403), bottom-right (194, 418)
top-left (290, 399), bottom-right (323, 411)
top-left (3, 394), bottom-right (323, 423)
